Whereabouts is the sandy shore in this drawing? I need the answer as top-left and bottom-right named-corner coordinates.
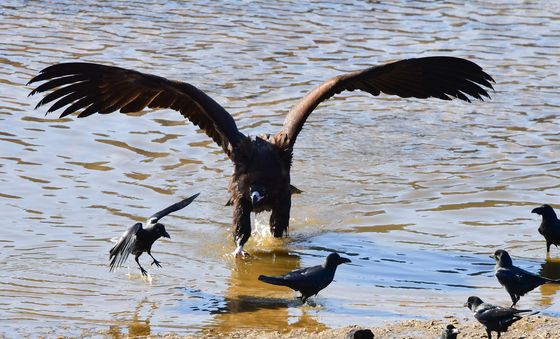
top-left (201, 314), bottom-right (559, 338)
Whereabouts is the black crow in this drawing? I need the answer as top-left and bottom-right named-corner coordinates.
top-left (109, 193), bottom-right (199, 276)
top-left (28, 57), bottom-right (494, 257)
top-left (532, 204), bottom-right (560, 254)
top-left (440, 324), bottom-right (459, 339)
top-left (465, 296), bottom-right (533, 339)
top-left (491, 249), bottom-right (560, 306)
top-left (257, 252), bottom-right (351, 303)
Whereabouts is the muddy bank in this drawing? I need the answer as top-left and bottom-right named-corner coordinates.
top-left (202, 315), bottom-right (558, 338)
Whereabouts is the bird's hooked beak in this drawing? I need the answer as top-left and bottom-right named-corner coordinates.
top-left (490, 254), bottom-right (497, 259)
top-left (163, 230), bottom-right (171, 239)
top-left (339, 257), bottom-right (351, 264)
top-left (531, 207), bottom-right (542, 214)
top-left (250, 186), bottom-right (265, 206)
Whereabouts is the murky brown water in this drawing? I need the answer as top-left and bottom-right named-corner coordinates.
top-left (1, 0), bottom-right (560, 336)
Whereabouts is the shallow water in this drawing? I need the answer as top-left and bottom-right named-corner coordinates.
top-left (1, 0), bottom-right (560, 336)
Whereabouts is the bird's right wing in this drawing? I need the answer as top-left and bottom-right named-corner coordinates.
top-left (109, 223), bottom-right (141, 271)
top-left (475, 304), bottom-right (518, 322)
top-left (28, 63), bottom-right (246, 158)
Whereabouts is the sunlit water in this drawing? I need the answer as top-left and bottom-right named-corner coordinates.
top-left (1, 0), bottom-right (560, 336)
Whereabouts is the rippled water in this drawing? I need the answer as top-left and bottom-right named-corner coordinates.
top-left (1, 0), bottom-right (560, 336)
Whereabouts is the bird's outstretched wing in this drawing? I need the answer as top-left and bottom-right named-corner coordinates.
top-left (147, 192), bottom-right (200, 225)
top-left (109, 223), bottom-right (142, 271)
top-left (275, 56), bottom-right (494, 149)
top-left (28, 63), bottom-right (245, 157)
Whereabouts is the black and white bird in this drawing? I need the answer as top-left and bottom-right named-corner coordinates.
top-left (465, 296), bottom-right (533, 339)
top-left (492, 249), bottom-right (560, 306)
top-left (109, 193), bottom-right (199, 276)
top-left (440, 324), bottom-right (459, 339)
top-left (258, 252), bottom-right (351, 303)
top-left (532, 204), bottom-right (560, 254)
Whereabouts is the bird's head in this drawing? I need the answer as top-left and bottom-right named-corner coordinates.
top-left (490, 249), bottom-right (512, 267)
top-left (153, 223), bottom-right (171, 239)
top-left (532, 204), bottom-right (557, 218)
top-left (464, 296), bottom-right (483, 311)
top-left (443, 324), bottom-right (460, 337)
top-left (250, 184), bottom-right (266, 208)
top-left (234, 136), bottom-right (290, 211)
top-left (324, 252), bottom-right (351, 268)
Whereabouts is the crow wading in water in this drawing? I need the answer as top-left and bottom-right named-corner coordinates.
top-left (532, 204), bottom-right (560, 254)
top-left (109, 193), bottom-right (199, 276)
top-left (28, 56), bottom-right (494, 257)
top-left (258, 252), bottom-right (351, 303)
top-left (491, 249), bottom-right (560, 306)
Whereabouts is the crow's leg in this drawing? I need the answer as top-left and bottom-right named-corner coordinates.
top-left (233, 199), bottom-right (252, 258)
top-left (135, 254), bottom-right (148, 276)
top-left (270, 192), bottom-right (290, 238)
top-left (148, 250), bottom-right (162, 268)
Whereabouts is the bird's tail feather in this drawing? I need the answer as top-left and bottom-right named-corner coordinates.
top-left (258, 275), bottom-right (285, 286)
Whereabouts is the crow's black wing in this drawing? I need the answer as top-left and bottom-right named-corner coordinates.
top-left (148, 192), bottom-right (200, 224)
top-left (109, 223), bottom-right (142, 271)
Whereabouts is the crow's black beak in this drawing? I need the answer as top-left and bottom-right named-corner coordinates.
top-left (339, 257), bottom-right (351, 264)
top-left (531, 207), bottom-right (541, 214)
top-left (163, 231), bottom-right (171, 239)
top-left (490, 254), bottom-right (496, 259)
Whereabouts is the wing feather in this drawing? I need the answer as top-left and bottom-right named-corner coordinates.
top-left (109, 223), bottom-right (141, 272)
top-left (29, 62), bottom-right (245, 157)
top-left (276, 56), bottom-right (494, 149)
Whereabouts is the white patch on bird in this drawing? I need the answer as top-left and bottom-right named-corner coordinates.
top-left (251, 191), bottom-right (263, 203)
top-left (147, 217), bottom-right (157, 226)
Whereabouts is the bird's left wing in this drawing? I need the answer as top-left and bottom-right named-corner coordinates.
top-left (109, 223), bottom-right (141, 271)
top-left (274, 56), bottom-right (494, 149)
top-left (147, 192), bottom-right (200, 224)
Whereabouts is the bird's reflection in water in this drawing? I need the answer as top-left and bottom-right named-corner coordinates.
top-left (205, 249), bottom-right (329, 334)
top-left (538, 257), bottom-right (560, 306)
top-left (107, 298), bottom-right (156, 338)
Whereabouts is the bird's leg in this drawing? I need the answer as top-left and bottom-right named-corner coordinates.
top-left (232, 199), bottom-right (251, 258)
top-left (135, 254), bottom-right (148, 276)
top-left (270, 192), bottom-right (290, 238)
top-left (547, 241), bottom-right (551, 254)
top-left (148, 250), bottom-right (162, 268)
top-left (301, 295), bottom-right (308, 304)
top-left (486, 329), bottom-right (492, 339)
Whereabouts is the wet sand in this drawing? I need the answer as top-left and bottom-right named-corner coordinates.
top-left (208, 315), bottom-right (559, 338)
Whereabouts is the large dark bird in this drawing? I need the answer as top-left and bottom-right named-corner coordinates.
top-left (491, 249), bottom-right (559, 306)
top-left (28, 56), bottom-right (494, 256)
top-left (532, 204), bottom-right (560, 254)
top-left (109, 193), bottom-right (199, 276)
top-left (440, 324), bottom-right (459, 339)
top-left (465, 296), bottom-right (533, 339)
top-left (258, 252), bottom-right (351, 303)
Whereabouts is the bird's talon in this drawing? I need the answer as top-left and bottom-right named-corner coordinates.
top-left (232, 246), bottom-right (249, 258)
top-left (151, 260), bottom-right (162, 267)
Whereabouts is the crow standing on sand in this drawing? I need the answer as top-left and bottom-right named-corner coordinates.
top-left (28, 56), bottom-right (493, 257)
top-left (109, 193), bottom-right (199, 276)
top-left (531, 204), bottom-right (560, 254)
top-left (491, 249), bottom-right (560, 306)
top-left (258, 252), bottom-right (351, 303)
top-left (440, 324), bottom-right (459, 339)
top-left (465, 296), bottom-right (533, 339)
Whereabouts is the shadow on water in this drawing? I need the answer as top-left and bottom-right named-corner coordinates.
top-left (107, 298), bottom-right (155, 338)
top-left (539, 257), bottom-right (560, 306)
